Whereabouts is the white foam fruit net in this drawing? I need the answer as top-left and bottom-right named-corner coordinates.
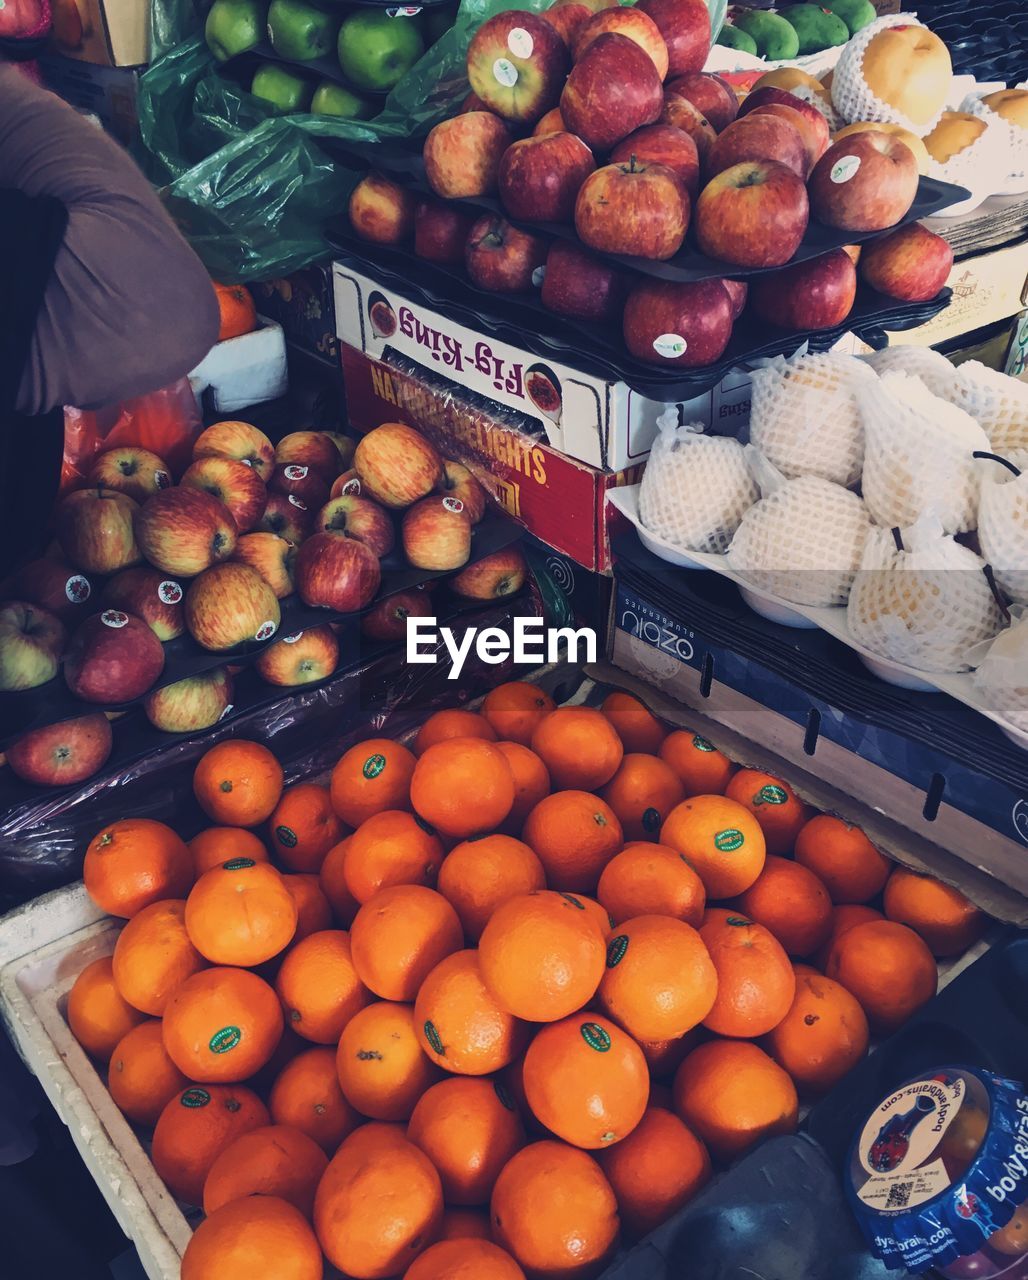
top-left (831, 13), bottom-right (949, 137)
top-left (847, 518), bottom-right (1005, 672)
top-left (958, 361), bottom-right (1028, 455)
top-left (971, 609), bottom-right (1028, 732)
top-left (862, 347), bottom-right (973, 410)
top-left (961, 89), bottom-right (1028, 195)
top-left (978, 451), bottom-right (1028, 605)
top-left (924, 112), bottom-right (1010, 205)
top-left (727, 453), bottom-right (872, 607)
top-left (860, 371), bottom-right (990, 534)
top-left (638, 418), bottom-right (759, 554)
top-left (749, 352), bottom-right (876, 488)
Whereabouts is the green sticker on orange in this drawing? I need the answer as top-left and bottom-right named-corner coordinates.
top-left (223, 857), bottom-right (255, 871)
top-left (606, 935), bottom-right (629, 968)
top-left (692, 735), bottom-right (715, 752)
top-left (423, 1021), bottom-right (445, 1056)
top-left (642, 807), bottom-right (661, 833)
top-left (560, 893), bottom-right (586, 910)
top-left (275, 825), bottom-right (298, 849)
top-left (180, 1087), bottom-right (210, 1108)
top-left (714, 828), bottom-right (744, 852)
top-left (754, 784), bottom-right (787, 806)
top-left (209, 1026), bottom-right (241, 1054)
top-left (494, 1082), bottom-right (515, 1111)
top-left (726, 916), bottom-right (752, 928)
top-left (581, 1022), bottom-right (612, 1053)
top-left (363, 753), bottom-right (386, 780)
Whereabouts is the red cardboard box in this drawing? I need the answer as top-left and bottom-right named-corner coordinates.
top-left (341, 343), bottom-right (641, 572)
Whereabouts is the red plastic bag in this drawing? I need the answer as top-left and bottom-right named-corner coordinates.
top-left (61, 377), bottom-right (203, 492)
top-left (0, 0), bottom-right (51, 40)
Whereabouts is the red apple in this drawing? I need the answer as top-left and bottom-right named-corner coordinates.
top-left (720, 278), bottom-right (748, 322)
top-left (466, 12), bottom-right (569, 124)
top-left (665, 72), bottom-right (737, 132)
top-left (740, 87), bottom-right (829, 157)
top-left (135, 488), bottom-right (238, 576)
top-left (466, 216), bottom-right (548, 293)
top-left (64, 611), bottom-right (165, 703)
top-left (55, 487), bottom-right (141, 576)
top-left (499, 132), bottom-right (595, 223)
top-left (611, 123), bottom-right (699, 197)
top-left (0, 601), bottom-right (65, 691)
top-left (659, 92), bottom-right (717, 165)
top-left (572, 8), bottom-right (669, 80)
top-left (269, 462), bottom-right (331, 510)
top-left (859, 222), bottom-right (954, 302)
top-left (6, 713), bottom-right (113, 787)
top-left (348, 173), bottom-right (415, 245)
top-left (2, 556), bottom-right (95, 625)
top-left (257, 492), bottom-right (313, 544)
top-left (707, 115), bottom-right (808, 181)
top-left (402, 496), bottom-right (473, 571)
top-left (87, 446), bottom-right (172, 503)
top-left (295, 533), bottom-right (382, 612)
top-left (460, 91), bottom-right (492, 113)
top-left (181, 455), bottom-right (266, 533)
top-left (747, 103), bottom-right (827, 175)
top-left (193, 420), bottom-right (275, 481)
top-left (809, 134), bottom-right (919, 233)
top-left (315, 494), bottom-right (395, 556)
top-left (255, 626), bottom-right (339, 687)
top-left (415, 200), bottom-right (478, 265)
top-left (436, 461), bottom-right (488, 525)
top-left (143, 668), bottom-right (233, 733)
top-left (423, 112), bottom-right (513, 200)
top-left (623, 277), bottom-right (733, 367)
top-left (232, 532), bottom-right (297, 599)
top-left (185, 563), bottom-right (281, 652)
top-left (451, 547), bottom-right (528, 599)
top-left (361, 587), bottom-right (434, 642)
top-left (533, 107), bottom-right (568, 136)
top-left (635, 0), bottom-right (710, 77)
top-left (695, 160), bottom-right (809, 268)
top-left (561, 33), bottom-right (663, 151)
top-left (576, 157), bottom-right (688, 261)
top-left (540, 2), bottom-right (593, 47)
top-left (276, 431), bottom-right (341, 479)
top-left (540, 241), bottom-right (628, 321)
top-left (353, 423), bottom-right (444, 509)
top-left (749, 249), bottom-right (857, 331)
top-left (101, 567), bottom-right (185, 641)
top-left (330, 469), bottom-right (362, 499)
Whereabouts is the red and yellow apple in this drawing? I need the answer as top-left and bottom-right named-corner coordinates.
top-left (257, 492), bottom-right (313, 544)
top-left (255, 626), bottom-right (339, 686)
top-left (636, 0), bottom-right (711, 77)
top-left (181, 455), bottom-right (266, 533)
top-left (192, 420), bottom-right (275, 480)
top-left (135, 487), bottom-right (238, 576)
top-left (269, 462), bottom-right (331, 511)
top-left (533, 107), bottom-right (568, 136)
top-left (64, 611), bottom-right (165, 703)
top-left (859, 222), bottom-right (954, 302)
top-left (695, 160), bottom-right (809, 268)
top-left (576, 157), bottom-right (688, 261)
top-left (659, 91), bottom-right (717, 164)
top-left (101, 567), bottom-right (185, 641)
top-left (572, 8), bottom-right (669, 80)
top-left (361, 587), bottom-right (434, 641)
top-left (0, 601), bottom-right (65, 691)
top-left (348, 173), bottom-right (416, 245)
top-left (402, 496), bottom-right (473, 571)
top-left (707, 114), bottom-right (808, 181)
top-left (414, 200), bottom-right (478, 265)
top-left (231, 532), bottom-right (297, 599)
top-left (6, 713), bottom-right (113, 787)
top-left (423, 112), bottom-right (513, 199)
top-left (747, 103), bottom-right (828, 175)
top-left (87, 446), bottom-right (171, 503)
top-left (809, 133), bottom-right (919, 232)
top-left (55, 487), bottom-right (141, 576)
top-left (2, 556), bottom-right (95, 626)
top-left (498, 132), bottom-right (595, 223)
top-left (623, 277), bottom-right (734, 367)
top-left (437, 461), bottom-right (488, 525)
top-left (451, 547), bottom-right (528, 599)
top-left (353, 423), bottom-right (444, 509)
top-left (750, 249), bottom-right (857, 331)
top-left (467, 12), bottom-right (569, 124)
top-left (540, 241), bottom-right (628, 321)
top-left (561, 33), bottom-right (663, 151)
top-left (275, 431), bottom-right (342, 479)
top-left (295, 532), bottom-right (382, 612)
top-left (611, 123), bottom-right (699, 197)
top-left (143, 668), bottom-right (233, 733)
top-left (315, 494), bottom-right (395, 556)
top-left (466, 216), bottom-right (548, 293)
top-left (184, 563), bottom-right (281, 652)
top-left (665, 71), bottom-right (737, 132)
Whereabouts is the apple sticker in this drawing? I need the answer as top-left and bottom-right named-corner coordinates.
top-left (100, 610), bottom-right (129, 628)
top-left (284, 464), bottom-right (309, 480)
top-left (155, 470), bottom-right (171, 489)
top-left (831, 155), bottom-right (861, 184)
top-left (493, 58), bottom-right (518, 88)
top-left (65, 575), bottom-right (91, 603)
top-left (219, 704), bottom-right (235, 721)
top-left (158, 580), bottom-right (183, 604)
top-left (442, 496), bottom-right (465, 513)
top-left (282, 633), bottom-right (302, 644)
top-left (342, 478), bottom-right (361, 496)
top-left (255, 620), bottom-right (278, 641)
top-left (531, 265), bottom-right (546, 288)
top-left (653, 333), bottom-right (688, 359)
top-left (507, 27), bottom-right (534, 58)
top-left (288, 495), bottom-right (308, 510)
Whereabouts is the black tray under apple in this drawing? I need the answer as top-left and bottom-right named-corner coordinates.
top-left (219, 40), bottom-right (394, 99)
top-left (328, 228), bottom-right (951, 405)
top-left (328, 136), bottom-right (971, 283)
top-left (0, 511), bottom-right (522, 748)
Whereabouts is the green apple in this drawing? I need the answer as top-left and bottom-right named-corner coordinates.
top-left (251, 63), bottom-right (313, 113)
top-left (267, 0), bottom-right (338, 61)
top-left (204, 0), bottom-right (267, 62)
top-left (337, 10), bottom-right (425, 93)
top-left (310, 80), bottom-right (374, 119)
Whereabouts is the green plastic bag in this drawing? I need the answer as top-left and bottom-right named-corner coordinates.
top-left (150, 0), bottom-right (207, 60)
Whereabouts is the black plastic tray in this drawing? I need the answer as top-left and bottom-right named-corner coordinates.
top-left (221, 41), bottom-right (390, 98)
top-left (329, 230), bottom-right (951, 403)
top-left (329, 137), bottom-right (971, 283)
top-left (0, 512), bottom-right (522, 747)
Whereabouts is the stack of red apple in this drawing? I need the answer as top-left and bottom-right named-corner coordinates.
top-left (0, 420), bottom-right (527, 781)
top-left (348, 0), bottom-right (955, 368)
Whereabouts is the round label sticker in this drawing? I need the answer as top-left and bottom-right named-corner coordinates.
top-left (692, 735), bottom-right (714, 752)
top-left (288, 495), bottom-right (308, 510)
top-left (856, 1076), bottom-right (965, 1192)
top-left (755, 784), bottom-right (788, 806)
top-left (507, 25), bottom-right (534, 58)
top-left (154, 470), bottom-right (172, 489)
top-left (442, 496), bottom-right (465, 513)
top-left (531, 265), bottom-right (546, 288)
top-left (423, 1021), bottom-right (445, 1056)
top-left (363, 753), bottom-right (387, 779)
top-left (240, 457), bottom-right (253, 468)
top-left (255, 620), bottom-right (278, 641)
top-left (209, 1026), bottom-right (242, 1055)
top-left (180, 1087), bottom-right (210, 1109)
top-left (276, 825), bottom-right (298, 848)
top-left (219, 704), bottom-right (235, 720)
top-left (493, 57), bottom-right (518, 87)
top-left (715, 828), bottom-right (745, 852)
top-left (284, 464), bottom-right (309, 480)
top-left (831, 155), bottom-right (861, 184)
top-left (282, 633), bottom-right (302, 644)
top-left (100, 609), bottom-right (129, 628)
top-left (65, 575), bottom-right (91, 603)
top-left (581, 1022), bottom-right (612, 1053)
top-left (158, 580), bottom-right (183, 605)
top-left (342, 477), bottom-right (361, 496)
top-left (653, 333), bottom-right (688, 359)
top-left (606, 936), bottom-right (629, 968)
top-left (725, 916), bottom-right (752, 928)
top-left (223, 858), bottom-right (256, 871)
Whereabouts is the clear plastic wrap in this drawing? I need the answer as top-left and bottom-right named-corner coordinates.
top-left (971, 608), bottom-right (1028, 733)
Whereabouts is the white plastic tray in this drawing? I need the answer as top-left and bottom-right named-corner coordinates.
top-left (608, 484), bottom-right (1028, 751)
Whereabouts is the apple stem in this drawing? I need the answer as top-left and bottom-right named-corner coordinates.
top-left (973, 450), bottom-right (1022, 478)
